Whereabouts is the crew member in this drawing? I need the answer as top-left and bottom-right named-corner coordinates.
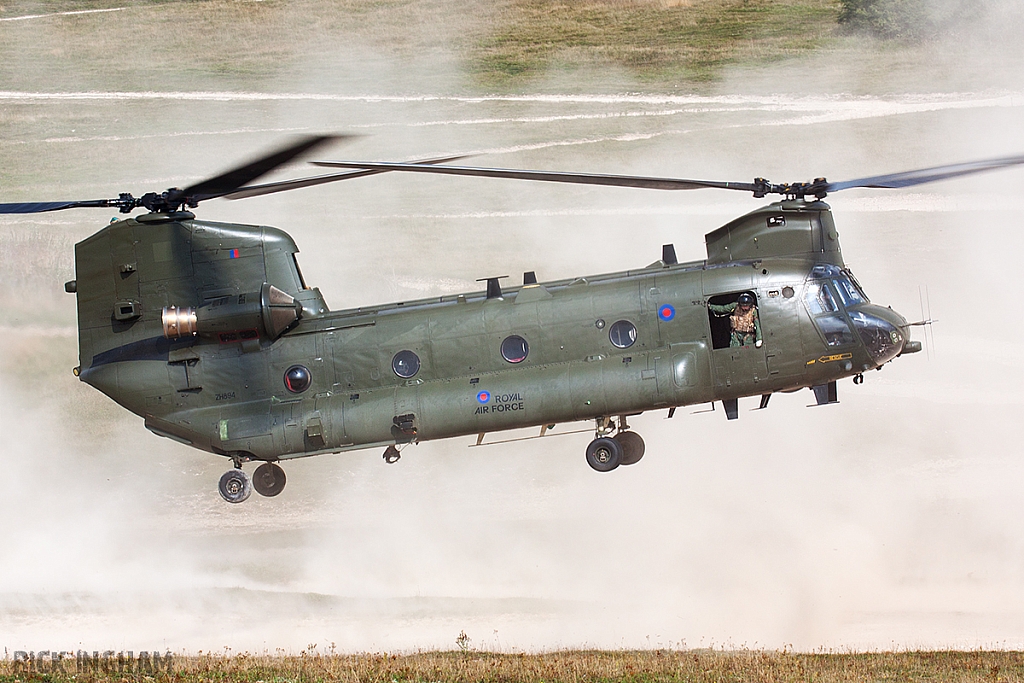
top-left (709, 292), bottom-right (762, 348)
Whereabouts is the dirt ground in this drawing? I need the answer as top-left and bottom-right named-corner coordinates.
top-left (2, 0), bottom-right (1024, 656)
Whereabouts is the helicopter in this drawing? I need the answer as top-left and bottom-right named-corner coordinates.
top-left (4, 135), bottom-right (1023, 503)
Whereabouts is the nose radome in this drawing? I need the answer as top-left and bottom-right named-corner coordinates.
top-left (848, 305), bottom-right (908, 367)
top-left (902, 340), bottom-right (923, 354)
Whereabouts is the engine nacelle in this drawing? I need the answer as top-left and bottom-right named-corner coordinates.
top-left (161, 283), bottom-right (301, 341)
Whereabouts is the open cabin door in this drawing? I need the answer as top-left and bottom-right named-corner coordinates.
top-left (705, 290), bottom-right (769, 394)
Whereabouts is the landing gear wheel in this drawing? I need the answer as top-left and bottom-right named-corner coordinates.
top-left (218, 469), bottom-right (252, 503)
top-left (253, 462), bottom-right (286, 497)
top-left (586, 436), bottom-right (622, 472)
top-left (614, 431), bottom-right (645, 465)
top-left (383, 445), bottom-right (401, 464)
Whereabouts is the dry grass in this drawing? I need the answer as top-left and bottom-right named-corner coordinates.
top-left (2, 650), bottom-right (1024, 682)
top-left (473, 0), bottom-right (842, 84)
top-left (0, 0), bottom-right (843, 89)
top-left (0, 0), bottom-right (495, 91)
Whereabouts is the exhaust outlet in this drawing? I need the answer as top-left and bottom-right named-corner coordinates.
top-left (161, 284), bottom-right (300, 341)
top-left (162, 306), bottom-right (198, 339)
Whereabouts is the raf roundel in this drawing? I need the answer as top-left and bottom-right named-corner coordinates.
top-left (477, 390), bottom-right (490, 404)
top-left (658, 304), bottom-right (676, 321)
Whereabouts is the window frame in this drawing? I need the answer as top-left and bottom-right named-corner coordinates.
top-left (391, 350), bottom-right (421, 378)
top-left (500, 335), bottom-right (530, 364)
top-left (608, 319), bottom-right (638, 349)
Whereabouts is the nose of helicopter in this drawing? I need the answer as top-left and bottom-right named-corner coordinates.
top-left (848, 305), bottom-right (910, 367)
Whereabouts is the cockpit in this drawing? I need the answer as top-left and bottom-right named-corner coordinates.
top-left (804, 264), bottom-right (904, 366)
top-left (806, 264), bottom-right (867, 307)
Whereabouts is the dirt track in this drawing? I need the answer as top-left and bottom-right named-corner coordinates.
top-left (2, 0), bottom-right (1024, 654)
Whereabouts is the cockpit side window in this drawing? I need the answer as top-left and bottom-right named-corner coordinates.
top-left (804, 269), bottom-right (856, 348)
top-left (804, 282), bottom-right (838, 315)
top-left (816, 313), bottom-right (856, 347)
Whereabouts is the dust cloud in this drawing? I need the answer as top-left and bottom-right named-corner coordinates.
top-left (2, 0), bottom-right (1024, 654)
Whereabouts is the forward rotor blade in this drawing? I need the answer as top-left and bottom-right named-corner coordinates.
top-left (185, 134), bottom-right (354, 202)
top-left (226, 154), bottom-right (473, 200)
top-left (827, 154), bottom-right (1024, 192)
top-left (319, 152), bottom-right (1024, 199)
top-left (311, 160), bottom-right (761, 193)
top-left (0, 199), bottom-right (126, 214)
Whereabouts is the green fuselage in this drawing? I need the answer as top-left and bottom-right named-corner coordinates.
top-left (72, 200), bottom-right (910, 462)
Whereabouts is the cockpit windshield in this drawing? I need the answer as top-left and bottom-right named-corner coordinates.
top-left (843, 269), bottom-right (868, 302)
top-left (832, 277), bottom-right (862, 307)
top-left (804, 264), bottom-right (888, 352)
top-left (808, 264), bottom-right (868, 307)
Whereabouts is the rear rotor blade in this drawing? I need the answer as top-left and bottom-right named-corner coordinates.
top-left (0, 199), bottom-right (127, 214)
top-left (312, 160), bottom-right (762, 193)
top-left (0, 135), bottom-right (353, 215)
top-left (226, 154), bottom-right (473, 200)
top-left (184, 134), bottom-right (355, 202)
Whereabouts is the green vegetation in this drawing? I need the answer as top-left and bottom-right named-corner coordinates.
top-left (475, 0), bottom-right (842, 84)
top-left (837, 0), bottom-right (972, 41)
top-left (2, 650), bottom-right (1024, 683)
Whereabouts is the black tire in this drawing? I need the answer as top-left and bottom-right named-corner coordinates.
top-left (615, 431), bottom-right (645, 466)
top-left (218, 469), bottom-right (252, 503)
top-left (253, 462), bottom-right (287, 497)
top-left (586, 436), bottom-right (622, 472)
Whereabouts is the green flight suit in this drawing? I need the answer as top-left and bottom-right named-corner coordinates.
top-left (709, 302), bottom-right (762, 348)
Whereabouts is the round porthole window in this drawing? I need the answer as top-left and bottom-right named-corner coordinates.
top-left (392, 350), bottom-right (421, 378)
top-left (500, 335), bottom-right (529, 363)
top-left (284, 365), bottom-right (311, 393)
top-left (608, 320), bottom-right (637, 349)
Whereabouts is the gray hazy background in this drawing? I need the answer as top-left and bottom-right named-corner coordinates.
top-left (2, 0), bottom-right (1024, 654)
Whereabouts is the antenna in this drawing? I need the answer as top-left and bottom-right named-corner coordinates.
top-left (916, 284), bottom-right (936, 359)
top-left (925, 285), bottom-right (935, 358)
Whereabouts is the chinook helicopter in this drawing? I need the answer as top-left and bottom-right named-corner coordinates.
top-left (4, 136), bottom-right (1023, 503)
